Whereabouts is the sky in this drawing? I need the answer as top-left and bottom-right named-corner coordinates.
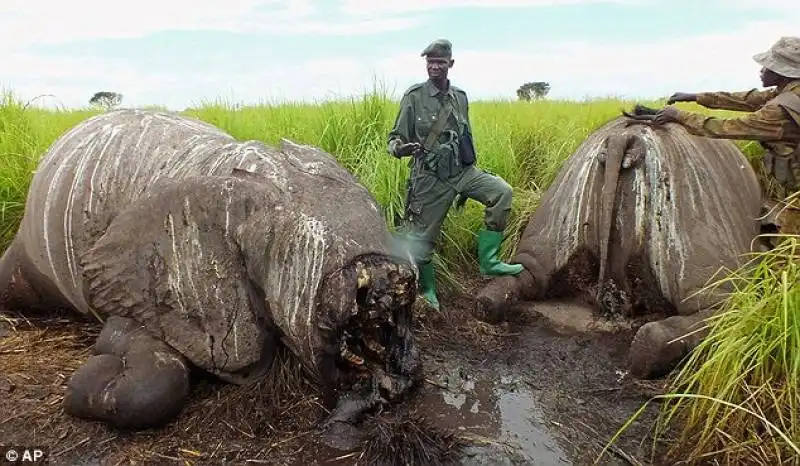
top-left (1, 0), bottom-right (798, 110)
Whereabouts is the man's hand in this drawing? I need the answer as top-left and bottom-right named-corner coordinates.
top-left (666, 92), bottom-right (697, 105)
top-left (393, 142), bottom-right (422, 157)
top-left (652, 106), bottom-right (681, 126)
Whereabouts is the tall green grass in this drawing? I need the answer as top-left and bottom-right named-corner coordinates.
top-left (655, 189), bottom-right (800, 464)
top-left (0, 88), bottom-right (764, 275)
top-left (600, 231), bottom-right (800, 465)
top-left (0, 91), bottom-right (97, 248)
top-left (0, 87), bottom-right (671, 285)
top-left (0, 85), bottom-right (795, 464)
top-left (0, 87), bottom-right (772, 286)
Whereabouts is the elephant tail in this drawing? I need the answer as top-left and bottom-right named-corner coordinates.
top-left (0, 236), bottom-right (24, 309)
top-left (597, 134), bottom-right (626, 290)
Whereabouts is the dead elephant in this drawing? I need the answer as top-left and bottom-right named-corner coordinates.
top-left (0, 109), bottom-right (421, 430)
top-left (474, 114), bottom-right (763, 379)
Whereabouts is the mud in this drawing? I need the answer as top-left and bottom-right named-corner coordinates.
top-left (418, 367), bottom-right (571, 465)
top-left (407, 298), bottom-right (663, 466)
top-left (0, 286), bottom-right (667, 466)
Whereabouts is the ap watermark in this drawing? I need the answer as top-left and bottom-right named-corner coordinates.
top-left (1, 447), bottom-right (47, 464)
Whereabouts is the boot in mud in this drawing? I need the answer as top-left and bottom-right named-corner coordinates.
top-left (477, 229), bottom-right (523, 277)
top-left (416, 261), bottom-right (440, 311)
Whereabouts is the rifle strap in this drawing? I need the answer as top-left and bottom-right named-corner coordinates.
top-left (422, 95), bottom-right (454, 152)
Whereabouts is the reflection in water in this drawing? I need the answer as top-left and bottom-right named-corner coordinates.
top-left (496, 387), bottom-right (568, 464)
top-left (424, 369), bottom-right (571, 465)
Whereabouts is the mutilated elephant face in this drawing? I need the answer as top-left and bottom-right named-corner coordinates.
top-left (300, 254), bottom-right (420, 420)
top-left (315, 253), bottom-right (421, 410)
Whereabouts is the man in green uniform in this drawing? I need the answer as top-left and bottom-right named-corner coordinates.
top-left (650, 36), bottom-right (800, 206)
top-left (387, 38), bottom-right (523, 310)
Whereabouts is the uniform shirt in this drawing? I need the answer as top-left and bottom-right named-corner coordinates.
top-left (674, 80), bottom-right (800, 156)
top-left (387, 79), bottom-right (471, 161)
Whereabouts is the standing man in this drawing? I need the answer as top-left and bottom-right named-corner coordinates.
top-left (387, 38), bottom-right (523, 310)
top-left (649, 36), bottom-right (800, 203)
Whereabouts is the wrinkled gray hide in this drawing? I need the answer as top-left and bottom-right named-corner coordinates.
top-left (475, 117), bottom-right (764, 378)
top-left (0, 109), bottom-right (419, 429)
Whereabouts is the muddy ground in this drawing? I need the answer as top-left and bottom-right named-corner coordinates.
top-left (0, 281), bottom-right (673, 466)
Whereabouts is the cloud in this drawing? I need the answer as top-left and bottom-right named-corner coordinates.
top-left (370, 18), bottom-right (800, 101)
top-left (2, 2), bottom-right (798, 109)
top-left (0, 53), bottom-right (186, 109)
top-left (260, 17), bottom-right (424, 35)
top-left (340, 0), bottom-right (638, 16)
top-left (1, 52), bottom-right (383, 109)
top-left (0, 1), bottom-right (282, 47)
top-left (0, 0), bottom-right (422, 51)
top-left (726, 0), bottom-right (796, 8)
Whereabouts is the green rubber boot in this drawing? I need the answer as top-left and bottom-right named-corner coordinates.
top-left (417, 261), bottom-right (440, 310)
top-left (477, 229), bottom-right (524, 277)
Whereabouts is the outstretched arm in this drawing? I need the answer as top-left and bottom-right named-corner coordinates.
top-left (669, 88), bottom-right (778, 112)
top-left (661, 104), bottom-right (800, 141)
top-left (696, 88), bottom-right (779, 112)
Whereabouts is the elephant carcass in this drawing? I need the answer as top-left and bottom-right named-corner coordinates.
top-left (475, 116), bottom-right (762, 378)
top-left (0, 109), bottom-right (420, 429)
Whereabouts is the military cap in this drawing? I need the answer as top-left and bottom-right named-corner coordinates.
top-left (753, 36), bottom-right (800, 79)
top-left (421, 39), bottom-right (452, 59)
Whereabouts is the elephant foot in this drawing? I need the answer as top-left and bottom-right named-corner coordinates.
top-left (628, 309), bottom-right (715, 379)
top-left (474, 270), bottom-right (535, 324)
top-left (64, 315), bottom-right (191, 430)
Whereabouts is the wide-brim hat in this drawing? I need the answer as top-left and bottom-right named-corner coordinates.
top-left (753, 36), bottom-right (800, 79)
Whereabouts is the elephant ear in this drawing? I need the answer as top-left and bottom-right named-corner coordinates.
top-left (79, 176), bottom-right (277, 384)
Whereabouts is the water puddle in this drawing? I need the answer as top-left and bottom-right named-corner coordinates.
top-left (419, 368), bottom-right (571, 465)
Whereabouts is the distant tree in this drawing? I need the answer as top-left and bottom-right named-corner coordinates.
top-left (89, 91), bottom-right (123, 110)
top-left (516, 82), bottom-right (550, 101)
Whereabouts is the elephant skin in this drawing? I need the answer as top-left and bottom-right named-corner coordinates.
top-left (474, 116), bottom-right (762, 378)
top-left (0, 109), bottom-right (420, 429)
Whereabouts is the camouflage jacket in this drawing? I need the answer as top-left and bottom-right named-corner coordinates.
top-left (674, 80), bottom-right (800, 156)
top-left (387, 79), bottom-right (471, 177)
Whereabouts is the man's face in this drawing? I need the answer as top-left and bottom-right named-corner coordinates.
top-left (426, 57), bottom-right (452, 80)
top-left (760, 67), bottom-right (781, 87)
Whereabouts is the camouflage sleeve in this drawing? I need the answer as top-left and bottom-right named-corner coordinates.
top-left (674, 104), bottom-right (800, 141)
top-left (387, 93), bottom-right (415, 155)
top-left (695, 88), bottom-right (778, 112)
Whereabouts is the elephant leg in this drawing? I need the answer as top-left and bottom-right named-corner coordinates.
top-left (64, 315), bottom-right (191, 429)
top-left (474, 269), bottom-right (537, 323)
top-left (628, 308), bottom-right (716, 379)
